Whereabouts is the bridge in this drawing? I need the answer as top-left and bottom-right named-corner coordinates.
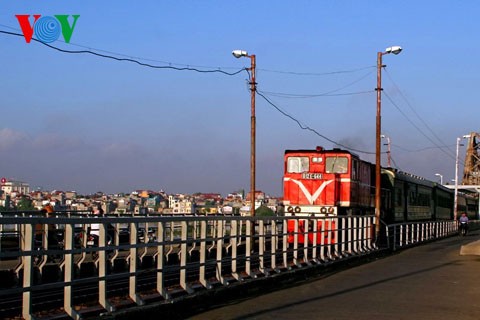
top-left (186, 230), bottom-right (480, 320)
top-left (0, 212), bottom-right (476, 319)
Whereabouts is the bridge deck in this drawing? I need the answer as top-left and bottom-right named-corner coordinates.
top-left (188, 232), bottom-right (480, 320)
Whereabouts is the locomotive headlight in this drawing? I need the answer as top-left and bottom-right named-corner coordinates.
top-left (312, 157), bottom-right (322, 163)
top-left (287, 206), bottom-right (294, 213)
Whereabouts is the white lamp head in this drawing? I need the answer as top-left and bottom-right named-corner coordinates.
top-left (385, 46), bottom-right (402, 55)
top-left (232, 50), bottom-right (248, 58)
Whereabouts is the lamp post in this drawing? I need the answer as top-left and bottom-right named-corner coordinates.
top-left (232, 50), bottom-right (256, 216)
top-left (381, 134), bottom-right (391, 167)
top-left (434, 173), bottom-right (443, 185)
top-left (375, 46), bottom-right (402, 239)
top-left (454, 134), bottom-right (470, 220)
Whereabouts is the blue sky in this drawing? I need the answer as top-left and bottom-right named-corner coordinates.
top-left (0, 1), bottom-right (478, 195)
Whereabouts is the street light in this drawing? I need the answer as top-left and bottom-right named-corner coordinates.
top-left (232, 49), bottom-right (256, 216)
top-left (454, 134), bottom-right (470, 220)
top-left (381, 134), bottom-right (391, 167)
top-left (434, 173), bottom-right (443, 184)
top-left (375, 46), bottom-right (402, 240)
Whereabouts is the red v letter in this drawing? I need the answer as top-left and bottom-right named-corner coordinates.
top-left (15, 14), bottom-right (41, 43)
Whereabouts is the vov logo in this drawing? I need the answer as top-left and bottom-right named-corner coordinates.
top-left (15, 14), bottom-right (80, 43)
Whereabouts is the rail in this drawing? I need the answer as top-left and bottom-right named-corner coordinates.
top-left (0, 213), bottom-right (463, 319)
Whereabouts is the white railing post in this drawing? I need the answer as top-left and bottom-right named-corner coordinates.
top-left (215, 219), bottom-right (227, 285)
top-left (22, 223), bottom-right (34, 320)
top-left (282, 219), bottom-right (289, 269)
top-left (156, 221), bottom-right (167, 297)
top-left (129, 222), bottom-right (144, 304)
top-left (64, 223), bottom-right (80, 319)
top-left (99, 222), bottom-right (114, 312)
top-left (259, 219), bottom-right (267, 274)
top-left (311, 217), bottom-right (319, 263)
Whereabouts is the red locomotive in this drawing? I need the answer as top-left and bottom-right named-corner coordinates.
top-left (283, 146), bottom-right (374, 217)
top-left (283, 147), bottom-right (375, 244)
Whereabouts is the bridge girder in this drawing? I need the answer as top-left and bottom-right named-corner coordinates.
top-left (462, 132), bottom-right (480, 185)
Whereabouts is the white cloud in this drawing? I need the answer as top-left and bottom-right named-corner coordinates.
top-left (0, 128), bottom-right (29, 150)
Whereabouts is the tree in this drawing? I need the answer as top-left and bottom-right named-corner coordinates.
top-left (255, 205), bottom-right (275, 217)
top-left (17, 196), bottom-right (35, 211)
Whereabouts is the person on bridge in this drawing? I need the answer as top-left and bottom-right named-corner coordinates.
top-left (459, 213), bottom-right (469, 235)
top-left (93, 205), bottom-right (104, 215)
top-left (42, 202), bottom-right (54, 215)
top-left (35, 202), bottom-right (59, 251)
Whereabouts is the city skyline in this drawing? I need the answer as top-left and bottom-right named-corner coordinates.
top-left (1, 1), bottom-right (478, 195)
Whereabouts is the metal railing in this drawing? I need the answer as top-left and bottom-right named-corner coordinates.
top-left (0, 213), bottom-right (464, 319)
top-left (384, 220), bottom-right (477, 251)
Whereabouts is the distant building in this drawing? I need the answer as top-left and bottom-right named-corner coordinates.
top-left (246, 190), bottom-right (265, 202)
top-left (1, 179), bottom-right (30, 196)
top-left (168, 195), bottom-right (193, 214)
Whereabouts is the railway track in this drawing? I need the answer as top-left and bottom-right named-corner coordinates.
top-left (0, 246), bottom-right (273, 319)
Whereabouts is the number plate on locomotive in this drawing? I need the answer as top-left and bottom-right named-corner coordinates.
top-left (302, 173), bottom-right (323, 179)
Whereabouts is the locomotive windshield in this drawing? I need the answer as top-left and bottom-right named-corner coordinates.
top-left (287, 156), bottom-right (309, 173)
top-left (325, 156), bottom-right (348, 174)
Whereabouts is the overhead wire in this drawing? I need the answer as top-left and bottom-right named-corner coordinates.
top-left (383, 69), bottom-right (456, 158)
top-left (259, 89), bottom-right (374, 99)
top-left (258, 69), bottom-right (376, 99)
top-left (256, 90), bottom-right (378, 155)
top-left (383, 91), bottom-right (456, 163)
top-left (392, 144), bottom-right (457, 153)
top-left (0, 30), bottom-right (246, 76)
top-left (0, 23), bottom-right (248, 71)
top-left (0, 23), bottom-right (375, 76)
top-left (258, 65), bottom-right (376, 76)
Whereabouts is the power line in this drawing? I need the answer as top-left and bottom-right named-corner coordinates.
top-left (256, 90), bottom-right (378, 155)
top-left (0, 30), bottom-right (246, 76)
top-left (384, 69), bottom-right (455, 157)
top-left (392, 144), bottom-right (457, 153)
top-left (383, 91), bottom-right (456, 162)
top-left (259, 89), bottom-right (374, 99)
top-left (0, 23), bottom-right (247, 71)
top-left (1, 23), bottom-right (376, 77)
top-left (258, 69), bottom-right (376, 99)
top-left (389, 155), bottom-right (402, 171)
top-left (258, 65), bottom-right (376, 76)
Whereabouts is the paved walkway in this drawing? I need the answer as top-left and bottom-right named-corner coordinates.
top-left (189, 232), bottom-right (480, 320)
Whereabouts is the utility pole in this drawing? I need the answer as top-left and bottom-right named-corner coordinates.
top-left (375, 46), bottom-right (402, 240)
top-left (232, 50), bottom-right (257, 216)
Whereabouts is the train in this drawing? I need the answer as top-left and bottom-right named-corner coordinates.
top-left (283, 146), bottom-right (478, 242)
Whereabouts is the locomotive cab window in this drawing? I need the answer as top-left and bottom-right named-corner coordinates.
top-left (287, 156), bottom-right (310, 173)
top-left (325, 156), bottom-right (348, 174)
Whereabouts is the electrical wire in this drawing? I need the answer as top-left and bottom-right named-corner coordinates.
top-left (392, 144), bottom-right (457, 153)
top-left (383, 91), bottom-right (456, 162)
top-left (258, 69), bottom-right (376, 99)
top-left (1, 23), bottom-right (375, 77)
top-left (256, 90), bottom-right (379, 155)
top-left (0, 23), bottom-right (246, 71)
top-left (389, 156), bottom-right (401, 171)
top-left (384, 69), bottom-right (455, 158)
top-left (0, 30), bottom-right (246, 76)
top-left (258, 65), bottom-right (376, 76)
top-left (259, 89), bottom-right (374, 99)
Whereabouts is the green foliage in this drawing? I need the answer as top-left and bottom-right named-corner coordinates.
top-left (17, 197), bottom-right (35, 211)
top-left (255, 205), bottom-right (275, 217)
